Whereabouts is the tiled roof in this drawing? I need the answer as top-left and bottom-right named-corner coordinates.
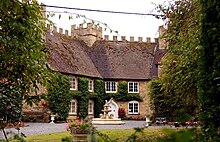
top-left (46, 33), bottom-right (159, 80)
top-left (46, 33), bottom-right (102, 78)
top-left (84, 41), bottom-right (156, 80)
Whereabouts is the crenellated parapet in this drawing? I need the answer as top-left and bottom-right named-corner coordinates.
top-left (103, 35), bottom-right (158, 43)
top-left (47, 23), bottom-right (159, 45)
top-left (71, 23), bottom-right (102, 47)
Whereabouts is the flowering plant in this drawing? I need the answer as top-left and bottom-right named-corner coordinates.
top-left (68, 119), bottom-right (94, 134)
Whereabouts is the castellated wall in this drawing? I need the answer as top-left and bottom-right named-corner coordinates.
top-left (71, 23), bottom-right (102, 47)
top-left (49, 23), bottom-right (160, 47)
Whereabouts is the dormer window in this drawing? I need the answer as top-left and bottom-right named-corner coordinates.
top-left (105, 81), bottom-right (117, 93)
top-left (128, 82), bottom-right (139, 93)
top-left (70, 77), bottom-right (77, 90)
top-left (88, 80), bottom-right (94, 92)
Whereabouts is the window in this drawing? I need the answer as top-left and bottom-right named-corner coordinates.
top-left (70, 99), bottom-right (77, 114)
top-left (128, 82), bottom-right (139, 93)
top-left (88, 80), bottom-right (94, 92)
top-left (105, 81), bottom-right (117, 93)
top-left (88, 100), bottom-right (94, 114)
top-left (70, 77), bottom-right (77, 90)
top-left (128, 101), bottom-right (139, 114)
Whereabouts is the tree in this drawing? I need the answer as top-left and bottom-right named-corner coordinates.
top-left (0, 0), bottom-right (51, 124)
top-left (198, 0), bottom-right (220, 141)
top-left (154, 0), bottom-right (199, 121)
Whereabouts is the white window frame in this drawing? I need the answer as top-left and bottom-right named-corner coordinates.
top-left (128, 82), bottom-right (139, 93)
top-left (105, 81), bottom-right (117, 93)
top-left (70, 77), bottom-right (77, 90)
top-left (88, 80), bottom-right (94, 92)
top-left (69, 99), bottom-right (77, 115)
top-left (128, 101), bottom-right (139, 114)
top-left (88, 100), bottom-right (94, 115)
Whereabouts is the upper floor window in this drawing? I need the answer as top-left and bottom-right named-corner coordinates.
top-left (70, 77), bottom-right (77, 90)
top-left (128, 101), bottom-right (139, 114)
top-left (69, 99), bottom-right (77, 114)
top-left (88, 80), bottom-right (94, 92)
top-left (128, 82), bottom-right (139, 93)
top-left (88, 100), bottom-right (94, 114)
top-left (105, 81), bottom-right (117, 93)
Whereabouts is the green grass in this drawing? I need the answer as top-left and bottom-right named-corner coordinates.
top-left (26, 128), bottom-right (180, 142)
top-left (27, 132), bottom-right (71, 142)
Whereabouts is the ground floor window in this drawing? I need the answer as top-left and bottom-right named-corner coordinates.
top-left (88, 100), bottom-right (94, 114)
top-left (69, 99), bottom-right (77, 114)
top-left (128, 101), bottom-right (139, 114)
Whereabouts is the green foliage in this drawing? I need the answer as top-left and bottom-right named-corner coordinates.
top-left (61, 136), bottom-right (73, 142)
top-left (153, 0), bottom-right (199, 121)
top-left (93, 79), bottom-right (106, 118)
top-left (76, 77), bottom-right (89, 119)
top-left (198, 0), bottom-right (220, 141)
top-left (149, 79), bottom-right (190, 121)
top-left (157, 129), bottom-right (198, 142)
top-left (107, 82), bottom-right (141, 101)
top-left (47, 73), bottom-right (71, 120)
top-left (68, 77), bottom-right (90, 119)
top-left (0, 0), bottom-right (51, 123)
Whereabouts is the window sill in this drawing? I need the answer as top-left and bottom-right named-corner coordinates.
top-left (70, 88), bottom-right (76, 91)
top-left (69, 113), bottom-right (77, 115)
top-left (106, 91), bottom-right (117, 93)
top-left (128, 92), bottom-right (139, 94)
top-left (128, 113), bottom-right (139, 115)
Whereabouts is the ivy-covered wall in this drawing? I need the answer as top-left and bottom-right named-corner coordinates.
top-left (47, 73), bottom-right (71, 120)
top-left (106, 81), bottom-right (142, 101)
top-left (47, 75), bottom-right (144, 120)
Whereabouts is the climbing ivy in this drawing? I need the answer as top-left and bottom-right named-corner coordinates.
top-left (107, 82), bottom-right (141, 101)
top-left (47, 72), bottom-right (71, 120)
top-left (93, 79), bottom-right (106, 118)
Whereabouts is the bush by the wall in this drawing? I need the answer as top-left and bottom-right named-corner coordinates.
top-left (47, 73), bottom-right (71, 120)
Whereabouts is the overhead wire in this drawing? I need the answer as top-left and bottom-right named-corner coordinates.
top-left (41, 4), bottom-right (163, 17)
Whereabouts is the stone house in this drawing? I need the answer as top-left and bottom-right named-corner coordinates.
top-left (44, 23), bottom-right (166, 120)
top-left (22, 23), bottom-right (166, 121)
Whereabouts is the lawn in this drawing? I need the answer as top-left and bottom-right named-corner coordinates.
top-left (26, 128), bottom-right (196, 142)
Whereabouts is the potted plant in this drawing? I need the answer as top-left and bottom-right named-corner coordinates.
top-left (145, 114), bottom-right (152, 127)
top-left (68, 118), bottom-right (95, 142)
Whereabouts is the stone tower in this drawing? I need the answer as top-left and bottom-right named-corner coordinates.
top-left (71, 23), bottom-right (102, 47)
top-left (158, 25), bottom-right (167, 49)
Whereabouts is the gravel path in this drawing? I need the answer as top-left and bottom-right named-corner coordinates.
top-left (0, 121), bottom-right (179, 138)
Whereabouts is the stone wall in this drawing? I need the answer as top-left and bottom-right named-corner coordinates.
top-left (116, 81), bottom-right (152, 119)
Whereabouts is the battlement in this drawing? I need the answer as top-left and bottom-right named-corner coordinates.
top-left (71, 23), bottom-right (102, 39)
top-left (47, 24), bottom-right (159, 45)
top-left (104, 35), bottom-right (158, 43)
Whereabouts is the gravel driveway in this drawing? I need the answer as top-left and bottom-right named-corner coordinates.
top-left (0, 120), bottom-right (177, 138)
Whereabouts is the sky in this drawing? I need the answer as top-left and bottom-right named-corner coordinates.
top-left (38, 0), bottom-right (167, 41)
